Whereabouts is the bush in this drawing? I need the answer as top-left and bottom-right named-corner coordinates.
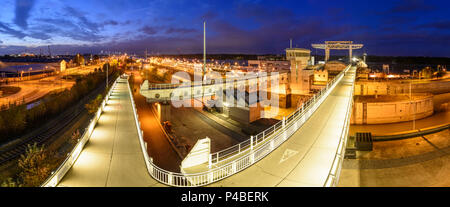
top-left (85, 94), bottom-right (103, 114)
top-left (17, 143), bottom-right (51, 187)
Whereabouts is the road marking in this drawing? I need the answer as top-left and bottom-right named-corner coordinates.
top-left (279, 149), bottom-right (298, 164)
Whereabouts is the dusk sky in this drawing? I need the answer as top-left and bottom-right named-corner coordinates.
top-left (0, 0), bottom-right (449, 56)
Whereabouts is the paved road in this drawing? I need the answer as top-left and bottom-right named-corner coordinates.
top-left (0, 78), bottom-right (74, 107)
top-left (208, 67), bottom-right (356, 187)
top-left (58, 78), bottom-right (161, 187)
top-left (131, 70), bottom-right (182, 172)
top-left (57, 66), bottom-right (356, 187)
top-left (339, 130), bottom-right (450, 187)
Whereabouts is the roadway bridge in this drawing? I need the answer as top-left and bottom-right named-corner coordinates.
top-left (56, 77), bottom-right (163, 187)
top-left (209, 66), bottom-right (356, 186)
top-left (139, 73), bottom-right (285, 103)
top-left (47, 65), bottom-right (356, 187)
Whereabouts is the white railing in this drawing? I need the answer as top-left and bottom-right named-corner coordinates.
top-left (145, 73), bottom-right (272, 90)
top-left (209, 65), bottom-right (351, 165)
top-left (41, 76), bottom-right (120, 187)
top-left (129, 65), bottom-right (353, 187)
top-left (323, 68), bottom-right (356, 187)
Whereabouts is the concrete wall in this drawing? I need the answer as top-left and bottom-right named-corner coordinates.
top-left (229, 107), bottom-right (249, 124)
top-left (351, 95), bottom-right (434, 124)
top-left (355, 79), bottom-right (450, 95)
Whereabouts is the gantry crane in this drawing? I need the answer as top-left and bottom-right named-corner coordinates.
top-left (311, 41), bottom-right (363, 62)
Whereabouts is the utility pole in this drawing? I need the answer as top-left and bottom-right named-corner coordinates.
top-left (203, 21), bottom-right (206, 79)
top-left (106, 63), bottom-right (109, 89)
top-left (48, 45), bottom-right (51, 58)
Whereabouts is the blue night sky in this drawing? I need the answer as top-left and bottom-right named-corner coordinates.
top-left (0, 0), bottom-right (449, 56)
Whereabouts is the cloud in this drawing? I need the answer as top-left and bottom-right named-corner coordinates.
top-left (33, 17), bottom-right (102, 42)
top-left (140, 26), bottom-right (158, 35)
top-left (0, 22), bottom-right (27, 39)
top-left (200, 11), bottom-right (218, 21)
top-left (104, 20), bottom-right (119, 26)
top-left (416, 20), bottom-right (450, 30)
top-left (165, 27), bottom-right (197, 34)
top-left (235, 3), bottom-right (294, 24)
top-left (32, 6), bottom-right (107, 42)
top-left (65, 6), bottom-right (100, 33)
top-left (14, 0), bottom-right (35, 29)
top-left (389, 0), bottom-right (435, 13)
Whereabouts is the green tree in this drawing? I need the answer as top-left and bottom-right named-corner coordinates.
top-left (73, 54), bottom-right (85, 66)
top-left (17, 143), bottom-right (51, 187)
top-left (85, 94), bottom-right (103, 114)
top-left (1, 178), bottom-right (22, 187)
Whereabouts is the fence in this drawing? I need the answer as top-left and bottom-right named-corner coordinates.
top-left (40, 76), bottom-right (120, 187)
top-left (129, 65), bottom-right (354, 186)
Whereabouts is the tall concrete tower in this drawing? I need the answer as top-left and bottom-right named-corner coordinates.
top-left (286, 48), bottom-right (311, 82)
top-left (286, 48), bottom-right (312, 95)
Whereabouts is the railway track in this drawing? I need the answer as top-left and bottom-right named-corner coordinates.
top-left (0, 78), bottom-right (116, 165)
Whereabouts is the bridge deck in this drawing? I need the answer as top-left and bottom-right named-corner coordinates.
top-left (58, 79), bottom-right (162, 187)
top-left (56, 66), bottom-right (355, 187)
top-left (208, 67), bottom-right (356, 187)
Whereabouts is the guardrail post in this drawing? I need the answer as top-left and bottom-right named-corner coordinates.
top-left (250, 136), bottom-right (254, 151)
top-left (270, 139), bottom-right (274, 150)
top-left (232, 161), bottom-right (237, 173)
top-left (282, 117), bottom-right (286, 128)
top-left (208, 154), bottom-right (212, 169)
top-left (148, 157), bottom-right (154, 174)
top-left (168, 172), bottom-right (173, 185)
top-left (208, 171), bottom-right (214, 183)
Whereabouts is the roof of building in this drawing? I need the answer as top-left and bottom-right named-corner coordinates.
top-left (285, 48), bottom-right (311, 53)
top-left (0, 63), bottom-right (59, 73)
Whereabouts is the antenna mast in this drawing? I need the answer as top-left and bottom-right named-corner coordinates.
top-left (48, 45), bottom-right (51, 57)
top-left (203, 21), bottom-right (206, 78)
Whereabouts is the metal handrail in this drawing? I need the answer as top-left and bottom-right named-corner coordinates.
top-left (127, 65), bottom-right (353, 186)
top-left (210, 65), bottom-right (350, 165)
top-left (323, 68), bottom-right (356, 187)
top-left (145, 73), bottom-right (272, 90)
top-left (41, 76), bottom-right (121, 187)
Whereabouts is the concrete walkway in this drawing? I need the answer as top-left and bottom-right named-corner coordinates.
top-left (58, 79), bottom-right (161, 187)
top-left (339, 130), bottom-right (450, 187)
top-left (208, 67), bottom-right (356, 187)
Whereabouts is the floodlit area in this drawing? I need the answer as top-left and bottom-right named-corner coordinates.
top-left (57, 79), bottom-right (161, 187)
top-left (207, 67), bottom-right (356, 186)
